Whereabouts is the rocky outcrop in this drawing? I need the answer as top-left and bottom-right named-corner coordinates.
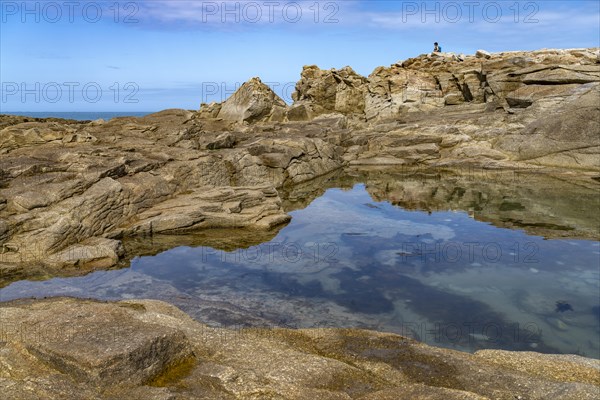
top-left (124, 186), bottom-right (290, 235)
top-left (476, 49), bottom-right (492, 59)
top-left (285, 48), bottom-right (600, 170)
top-left (291, 65), bottom-right (368, 118)
top-left (0, 109), bottom-right (344, 270)
top-left (205, 49), bottom-right (600, 171)
top-left (495, 83), bottom-right (600, 169)
top-left (1, 297), bottom-right (598, 399)
top-left (291, 48), bottom-right (599, 117)
top-left (1, 47), bottom-right (599, 278)
top-left (196, 48), bottom-right (600, 171)
top-left (365, 66), bottom-right (443, 120)
top-left (217, 77), bottom-right (288, 123)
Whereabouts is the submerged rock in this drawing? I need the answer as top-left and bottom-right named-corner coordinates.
top-left (556, 301), bottom-right (575, 313)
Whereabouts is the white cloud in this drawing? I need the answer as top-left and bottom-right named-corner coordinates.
top-left (131, 0), bottom-right (598, 40)
top-left (137, 0), bottom-right (357, 27)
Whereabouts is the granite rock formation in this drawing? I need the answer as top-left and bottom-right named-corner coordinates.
top-left (1, 48), bottom-right (599, 272)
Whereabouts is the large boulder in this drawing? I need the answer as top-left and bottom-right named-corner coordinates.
top-left (217, 77), bottom-right (288, 123)
top-left (292, 65), bottom-right (368, 116)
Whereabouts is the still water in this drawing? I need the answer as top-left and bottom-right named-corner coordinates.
top-left (2, 169), bottom-right (599, 357)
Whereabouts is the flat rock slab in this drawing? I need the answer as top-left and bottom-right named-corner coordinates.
top-left (124, 186), bottom-right (290, 234)
top-left (475, 350), bottom-right (600, 386)
top-left (522, 68), bottom-right (600, 84)
top-left (1, 298), bottom-right (193, 386)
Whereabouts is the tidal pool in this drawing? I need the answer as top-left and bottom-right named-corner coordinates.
top-left (2, 169), bottom-right (599, 357)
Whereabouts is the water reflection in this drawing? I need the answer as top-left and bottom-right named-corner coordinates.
top-left (1, 168), bottom-right (599, 357)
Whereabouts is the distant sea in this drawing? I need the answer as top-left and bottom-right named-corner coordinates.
top-left (1, 112), bottom-right (155, 121)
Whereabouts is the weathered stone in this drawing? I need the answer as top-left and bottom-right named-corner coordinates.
top-left (522, 68), bottom-right (600, 84)
top-left (1, 298), bottom-right (193, 389)
top-left (445, 93), bottom-right (465, 105)
top-left (0, 110), bottom-right (346, 269)
top-left (124, 186), bottom-right (291, 234)
top-left (292, 65), bottom-right (368, 116)
top-left (0, 298), bottom-right (598, 400)
top-left (494, 83), bottom-right (600, 169)
top-left (217, 77), bottom-right (287, 123)
top-left (476, 49), bottom-right (492, 59)
top-left (366, 66), bottom-right (443, 120)
top-left (198, 101), bottom-right (222, 119)
top-left (0, 218), bottom-right (7, 238)
top-left (505, 84), bottom-right (580, 108)
top-left (48, 237), bottom-right (124, 268)
top-left (286, 103), bottom-right (312, 121)
top-left (207, 132), bottom-right (236, 149)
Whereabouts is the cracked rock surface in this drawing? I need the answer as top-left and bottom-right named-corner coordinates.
top-left (0, 297), bottom-right (598, 399)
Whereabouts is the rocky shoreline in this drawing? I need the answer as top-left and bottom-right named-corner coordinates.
top-left (1, 48), bottom-right (599, 272)
top-left (1, 297), bottom-right (599, 399)
top-left (1, 48), bottom-right (599, 398)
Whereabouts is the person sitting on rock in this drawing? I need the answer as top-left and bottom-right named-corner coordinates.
top-left (433, 42), bottom-right (442, 53)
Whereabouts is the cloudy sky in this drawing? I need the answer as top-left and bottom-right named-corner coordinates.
top-left (1, 0), bottom-right (599, 111)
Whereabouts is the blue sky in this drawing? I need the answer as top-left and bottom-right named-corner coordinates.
top-left (1, 0), bottom-right (599, 111)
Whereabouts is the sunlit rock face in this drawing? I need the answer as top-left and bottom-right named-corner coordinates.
top-left (291, 65), bottom-right (368, 118)
top-left (287, 48), bottom-right (600, 171)
top-left (217, 77), bottom-right (288, 124)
